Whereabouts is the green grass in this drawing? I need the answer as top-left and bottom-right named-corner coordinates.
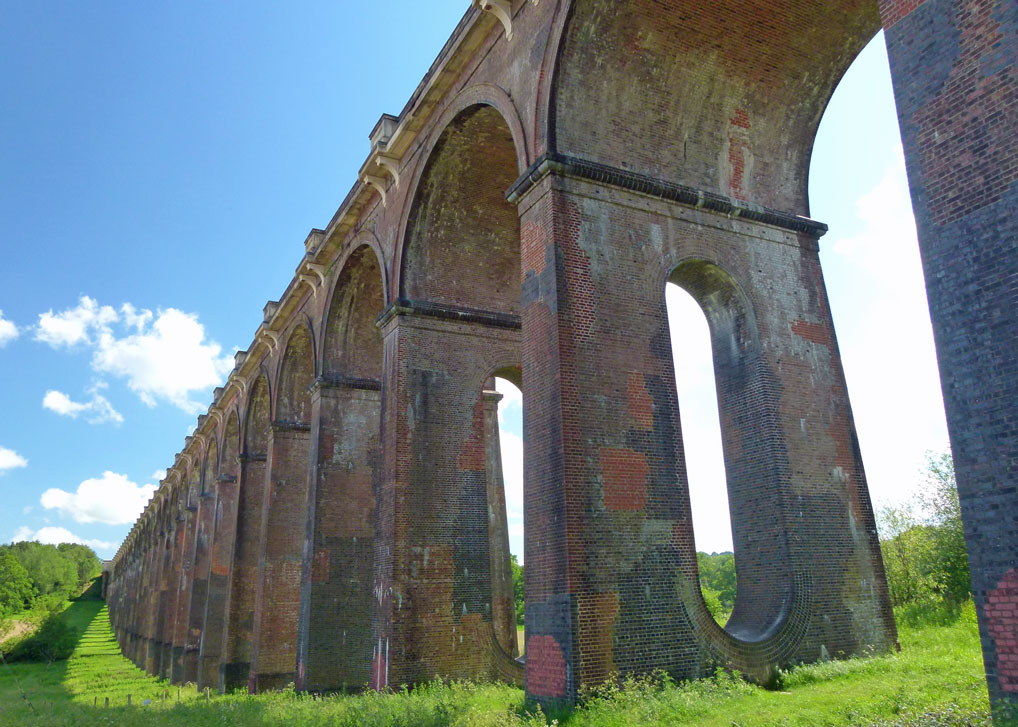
top-left (0, 600), bottom-right (1000, 726)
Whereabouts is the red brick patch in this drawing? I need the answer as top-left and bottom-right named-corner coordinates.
top-left (986, 568), bottom-right (1018, 693)
top-left (527, 635), bottom-right (567, 697)
top-left (601, 447), bottom-right (649, 512)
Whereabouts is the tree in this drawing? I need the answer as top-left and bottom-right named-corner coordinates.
top-left (510, 554), bottom-right (524, 625)
top-left (918, 451), bottom-right (969, 604)
top-left (697, 551), bottom-right (736, 613)
top-left (877, 450), bottom-right (970, 608)
top-left (56, 543), bottom-right (101, 586)
top-left (6, 542), bottom-right (78, 599)
top-left (0, 549), bottom-right (36, 616)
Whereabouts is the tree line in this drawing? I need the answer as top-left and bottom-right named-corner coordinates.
top-left (0, 542), bottom-right (101, 617)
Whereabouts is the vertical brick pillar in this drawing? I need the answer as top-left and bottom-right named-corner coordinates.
top-left (198, 473), bottom-right (239, 691)
top-left (153, 525), bottom-right (174, 676)
top-left (372, 307), bottom-right (524, 690)
top-left (170, 501), bottom-right (199, 684)
top-left (139, 541), bottom-right (159, 666)
top-left (513, 167), bottom-right (895, 706)
top-left (161, 510), bottom-right (186, 679)
top-left (484, 385), bottom-right (518, 657)
top-left (183, 490), bottom-right (215, 683)
top-left (881, 0), bottom-right (1018, 710)
top-left (221, 453), bottom-right (266, 691)
top-left (249, 423), bottom-right (312, 692)
top-left (145, 525), bottom-right (164, 672)
top-left (297, 380), bottom-right (379, 692)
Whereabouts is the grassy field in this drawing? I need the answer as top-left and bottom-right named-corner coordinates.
top-left (0, 600), bottom-right (1000, 726)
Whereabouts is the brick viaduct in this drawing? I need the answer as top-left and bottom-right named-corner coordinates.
top-left (104, 0), bottom-right (1018, 711)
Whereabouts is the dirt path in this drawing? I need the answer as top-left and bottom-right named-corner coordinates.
top-left (0, 620), bottom-right (35, 646)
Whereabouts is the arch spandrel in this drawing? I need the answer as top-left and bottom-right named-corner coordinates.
top-left (244, 375), bottom-right (271, 456)
top-left (221, 409), bottom-right (241, 476)
top-left (548, 0), bottom-right (881, 213)
top-left (274, 324), bottom-right (316, 425)
top-left (203, 437), bottom-right (219, 495)
top-left (322, 244), bottom-right (386, 380)
top-left (400, 103), bottom-right (523, 316)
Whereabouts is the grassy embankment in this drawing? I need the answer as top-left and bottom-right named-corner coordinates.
top-left (0, 600), bottom-right (1000, 726)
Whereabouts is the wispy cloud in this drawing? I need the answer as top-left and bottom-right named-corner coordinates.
top-left (42, 383), bottom-right (123, 424)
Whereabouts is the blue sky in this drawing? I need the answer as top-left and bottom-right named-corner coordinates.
top-left (0, 3), bottom-right (947, 560)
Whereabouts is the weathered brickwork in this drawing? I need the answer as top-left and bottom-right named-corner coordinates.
top-left (105, 0), bottom-right (1012, 714)
top-left (880, 0), bottom-right (1018, 710)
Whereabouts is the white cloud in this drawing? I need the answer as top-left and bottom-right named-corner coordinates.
top-left (35, 297), bottom-right (233, 414)
top-left (93, 307), bottom-right (234, 413)
top-left (0, 446), bottom-right (28, 474)
top-left (42, 385), bottom-right (123, 424)
top-left (35, 296), bottom-right (117, 348)
top-left (12, 525), bottom-right (117, 555)
top-left (495, 378), bottom-right (523, 428)
top-left (40, 470), bottom-right (157, 525)
top-left (151, 469), bottom-right (167, 482)
top-left (0, 310), bottom-right (19, 347)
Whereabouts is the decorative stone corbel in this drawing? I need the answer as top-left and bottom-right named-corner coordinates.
top-left (472, 0), bottom-right (540, 41)
top-left (375, 155), bottom-right (401, 188)
top-left (298, 261), bottom-right (327, 298)
top-left (473, 0), bottom-right (513, 39)
top-left (258, 326), bottom-right (280, 354)
top-left (360, 173), bottom-right (390, 207)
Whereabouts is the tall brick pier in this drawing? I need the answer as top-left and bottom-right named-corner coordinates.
top-left (106, 0), bottom-right (1018, 713)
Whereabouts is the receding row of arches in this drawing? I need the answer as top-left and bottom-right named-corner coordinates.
top-left (108, 72), bottom-right (891, 698)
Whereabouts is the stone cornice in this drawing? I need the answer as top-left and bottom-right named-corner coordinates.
top-left (376, 298), bottom-right (521, 331)
top-left (506, 152), bottom-right (829, 237)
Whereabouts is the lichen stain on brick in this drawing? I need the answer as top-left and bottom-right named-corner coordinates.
top-left (527, 634), bottom-right (568, 698)
top-left (578, 591), bottom-right (620, 683)
top-left (986, 568), bottom-right (1018, 693)
top-left (562, 197), bottom-right (596, 342)
top-left (521, 219), bottom-right (547, 277)
top-left (601, 447), bottom-right (649, 511)
top-left (458, 393), bottom-right (487, 471)
top-left (311, 549), bottom-right (329, 584)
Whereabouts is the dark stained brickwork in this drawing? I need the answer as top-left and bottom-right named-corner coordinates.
top-left (881, 0), bottom-right (1018, 709)
top-left (104, 0), bottom-right (1010, 714)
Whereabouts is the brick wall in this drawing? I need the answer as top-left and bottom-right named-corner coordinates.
top-left (105, 0), bottom-right (1010, 710)
top-left (881, 0), bottom-right (1018, 710)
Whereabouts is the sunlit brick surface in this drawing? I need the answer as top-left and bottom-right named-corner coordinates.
top-left (105, 0), bottom-right (1013, 714)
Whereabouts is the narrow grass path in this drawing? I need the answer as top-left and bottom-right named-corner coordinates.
top-left (0, 601), bottom-right (997, 726)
